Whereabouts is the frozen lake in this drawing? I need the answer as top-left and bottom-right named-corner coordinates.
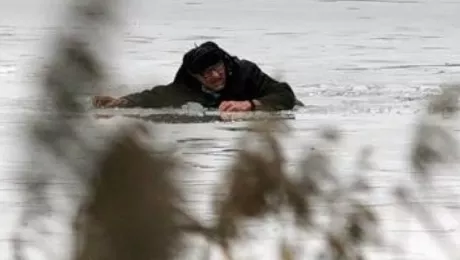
top-left (1, 0), bottom-right (460, 259)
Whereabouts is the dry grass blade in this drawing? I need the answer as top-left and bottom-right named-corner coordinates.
top-left (73, 124), bottom-right (183, 260)
top-left (298, 125), bottom-right (342, 200)
top-left (43, 37), bottom-right (104, 113)
top-left (215, 121), bottom-right (286, 221)
top-left (349, 146), bottom-right (374, 193)
top-left (411, 122), bottom-right (457, 177)
top-left (393, 186), bottom-right (459, 260)
top-left (31, 37), bottom-right (103, 167)
top-left (298, 147), bottom-right (338, 204)
top-left (212, 120), bottom-right (309, 257)
top-left (345, 202), bottom-right (379, 245)
top-left (284, 178), bottom-right (312, 227)
top-left (410, 84), bottom-right (459, 182)
top-left (12, 0), bottom-right (114, 257)
top-left (326, 232), bottom-right (352, 260)
top-left (428, 83), bottom-right (459, 116)
top-left (319, 124), bottom-right (341, 143)
top-left (279, 239), bottom-right (296, 260)
top-left (214, 148), bottom-right (279, 249)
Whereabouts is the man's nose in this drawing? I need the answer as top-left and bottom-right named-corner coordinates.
top-left (211, 70), bottom-right (220, 77)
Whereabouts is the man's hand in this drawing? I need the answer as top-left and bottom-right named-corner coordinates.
top-left (92, 95), bottom-right (130, 108)
top-left (219, 100), bottom-right (253, 112)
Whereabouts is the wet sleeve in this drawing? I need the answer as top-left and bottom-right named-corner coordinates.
top-left (119, 61), bottom-right (206, 108)
top-left (120, 83), bottom-right (204, 108)
top-left (246, 61), bottom-right (296, 111)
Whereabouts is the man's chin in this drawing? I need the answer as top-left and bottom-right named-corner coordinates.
top-left (214, 84), bottom-right (225, 91)
top-left (206, 84), bottom-right (224, 92)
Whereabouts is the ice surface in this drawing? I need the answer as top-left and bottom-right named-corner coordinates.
top-left (0, 0), bottom-right (460, 259)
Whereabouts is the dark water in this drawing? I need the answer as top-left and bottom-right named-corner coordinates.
top-left (1, 0), bottom-right (460, 259)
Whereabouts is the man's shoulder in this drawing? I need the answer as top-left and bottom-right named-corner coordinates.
top-left (234, 59), bottom-right (262, 76)
top-left (237, 59), bottom-right (259, 69)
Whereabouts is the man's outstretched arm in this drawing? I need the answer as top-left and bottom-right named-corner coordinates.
top-left (93, 84), bottom-right (205, 109)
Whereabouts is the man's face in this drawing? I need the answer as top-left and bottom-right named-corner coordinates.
top-left (195, 61), bottom-right (226, 92)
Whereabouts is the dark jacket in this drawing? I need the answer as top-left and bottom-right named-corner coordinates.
top-left (121, 54), bottom-right (301, 111)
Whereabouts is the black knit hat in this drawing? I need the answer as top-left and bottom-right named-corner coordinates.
top-left (183, 41), bottom-right (224, 74)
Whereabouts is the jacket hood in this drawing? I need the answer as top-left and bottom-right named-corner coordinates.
top-left (173, 41), bottom-right (238, 89)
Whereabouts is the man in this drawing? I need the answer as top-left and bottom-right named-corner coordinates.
top-left (93, 41), bottom-right (302, 111)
